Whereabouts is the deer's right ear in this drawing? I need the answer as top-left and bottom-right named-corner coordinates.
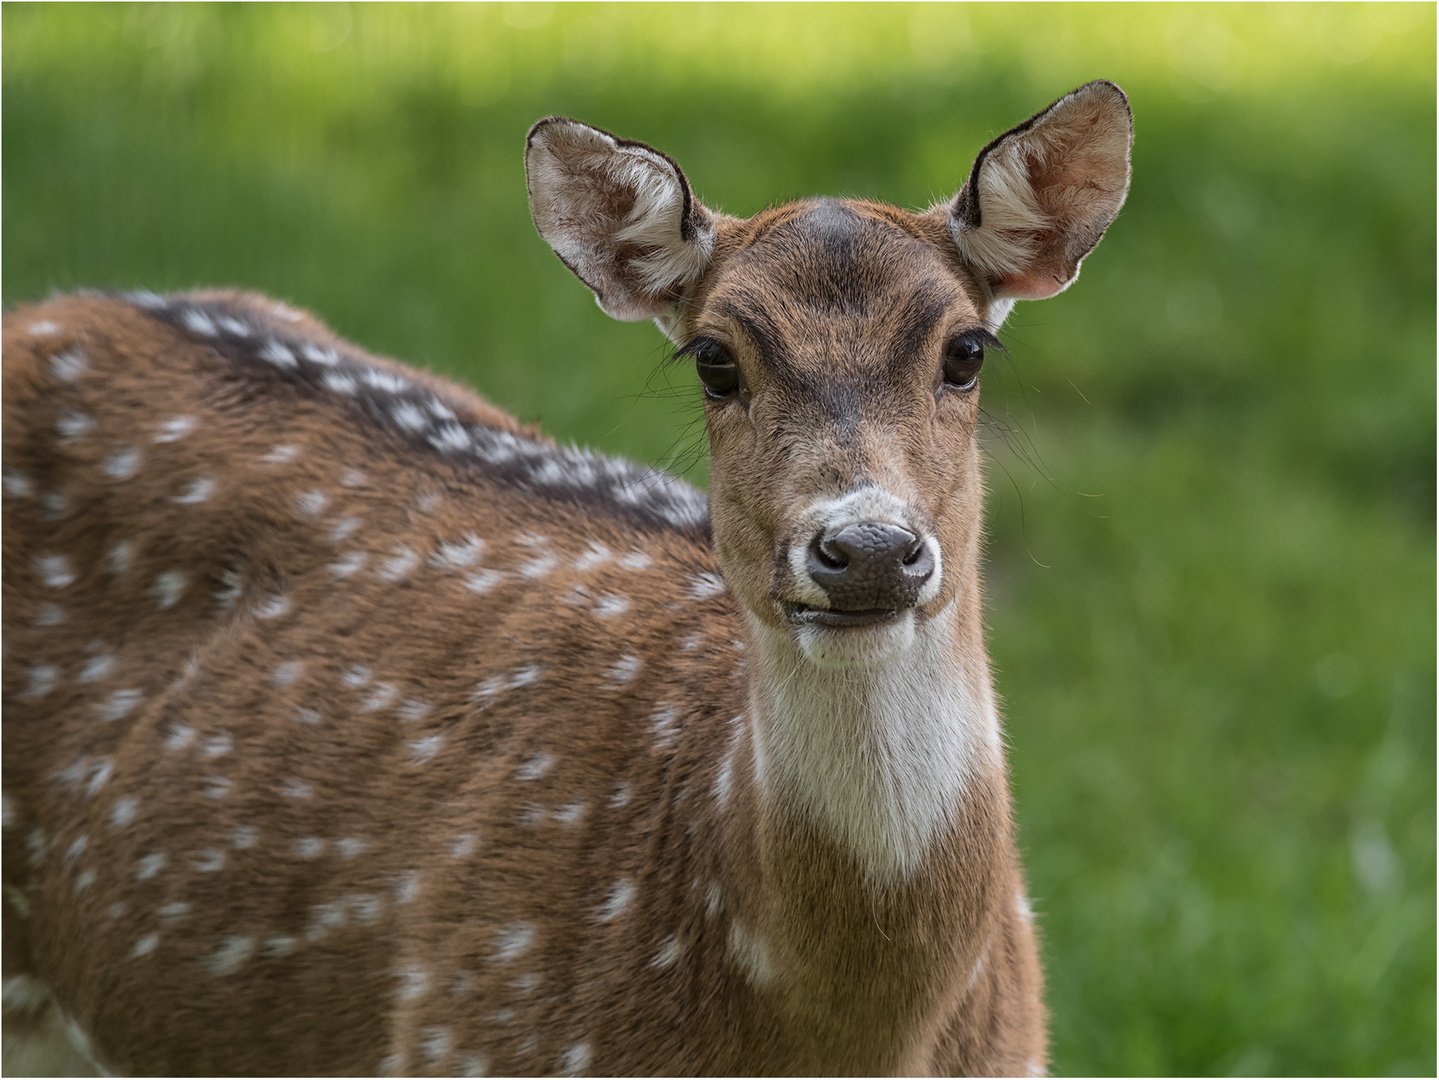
top-left (526, 118), bottom-right (716, 332)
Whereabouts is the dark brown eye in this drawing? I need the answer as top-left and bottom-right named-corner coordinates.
top-left (941, 334), bottom-right (984, 391)
top-left (692, 339), bottom-right (741, 399)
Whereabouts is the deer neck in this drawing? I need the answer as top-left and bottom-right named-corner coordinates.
top-left (739, 572), bottom-right (1002, 887)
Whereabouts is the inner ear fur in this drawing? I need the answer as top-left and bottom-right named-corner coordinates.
top-left (526, 118), bottom-right (716, 326)
top-left (944, 80), bottom-right (1132, 302)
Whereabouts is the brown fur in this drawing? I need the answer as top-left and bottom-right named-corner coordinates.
top-left (3, 87), bottom-right (1131, 1076)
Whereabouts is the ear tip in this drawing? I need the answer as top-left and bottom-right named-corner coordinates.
top-left (1071, 80), bottom-right (1133, 123)
top-left (525, 117), bottom-right (613, 155)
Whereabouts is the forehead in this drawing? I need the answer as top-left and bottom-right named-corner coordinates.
top-left (702, 200), bottom-right (976, 364)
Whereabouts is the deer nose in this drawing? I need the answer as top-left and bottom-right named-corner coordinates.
top-left (806, 521), bottom-right (936, 611)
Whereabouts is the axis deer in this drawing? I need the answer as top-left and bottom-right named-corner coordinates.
top-left (2, 82), bottom-right (1131, 1076)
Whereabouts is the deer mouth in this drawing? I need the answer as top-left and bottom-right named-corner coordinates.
top-left (782, 602), bottom-right (904, 630)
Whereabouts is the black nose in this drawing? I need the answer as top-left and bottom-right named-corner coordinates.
top-left (806, 521), bottom-right (935, 611)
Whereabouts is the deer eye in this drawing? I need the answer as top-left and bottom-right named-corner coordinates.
top-left (941, 334), bottom-right (985, 392)
top-left (691, 339), bottom-right (741, 399)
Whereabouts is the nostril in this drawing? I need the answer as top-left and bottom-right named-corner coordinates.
top-left (901, 539), bottom-right (924, 567)
top-left (814, 537), bottom-right (847, 570)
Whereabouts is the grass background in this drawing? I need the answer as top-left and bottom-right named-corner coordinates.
top-left (3, 4), bottom-right (1433, 1075)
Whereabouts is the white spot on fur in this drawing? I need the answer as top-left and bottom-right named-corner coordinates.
top-left (554, 799), bottom-right (587, 826)
top-left (458, 1052), bottom-right (488, 1077)
top-left (155, 415), bottom-right (198, 442)
top-left (136, 852), bottom-right (167, 880)
top-left (63, 836), bottom-right (88, 866)
top-left (494, 922), bottom-right (533, 962)
top-left (336, 837), bottom-right (368, 860)
top-left (295, 490), bottom-right (329, 517)
top-left (164, 723), bottom-right (195, 750)
top-left (573, 541), bottom-right (612, 571)
top-left (173, 477), bottom-right (216, 504)
top-left (79, 653), bottom-right (116, 684)
top-left (329, 516), bottom-right (363, 544)
top-left (22, 665), bottom-right (58, 699)
top-left (728, 921), bottom-right (775, 987)
top-left (348, 893), bottom-right (383, 924)
top-left (294, 836), bottom-right (325, 859)
top-left (201, 733), bottom-right (232, 758)
top-left (28, 320), bottom-right (60, 336)
top-left (328, 551), bottom-right (368, 578)
top-left (515, 752), bottom-right (555, 781)
top-left (377, 546), bottom-right (420, 582)
top-left (518, 552), bottom-right (558, 578)
top-left (606, 654), bottom-right (643, 687)
top-left (430, 534), bottom-right (486, 569)
top-left (281, 778), bottom-right (314, 799)
top-left (74, 869), bottom-right (96, 893)
top-left (421, 1027), bottom-right (453, 1063)
top-left (652, 935), bottom-right (686, 970)
top-left (193, 848), bottom-right (227, 873)
top-left (323, 371), bottom-right (359, 395)
top-left (109, 796), bottom-right (139, 829)
top-left (3, 974), bottom-right (51, 1013)
top-left (231, 826), bottom-right (258, 849)
top-left (293, 706), bottom-right (321, 725)
top-left (262, 444), bottom-right (300, 464)
top-left (427, 423), bottom-right (471, 452)
top-left (273, 660), bottom-right (305, 685)
top-left (102, 447), bottom-right (141, 479)
top-left (3, 470), bottom-right (33, 498)
top-left (264, 935), bottom-right (296, 958)
top-left (463, 568), bottom-right (505, 594)
top-left (618, 550), bottom-right (653, 571)
top-left (397, 698), bottom-right (431, 723)
top-left (104, 541), bottom-right (132, 577)
top-left (34, 555), bottom-right (76, 589)
top-left (650, 705), bottom-right (680, 750)
top-left (560, 1041), bottom-right (592, 1076)
top-left (151, 570), bottom-right (189, 609)
top-left (391, 401), bottom-right (428, 431)
top-left (609, 783), bottom-right (633, 809)
top-left (398, 963), bottom-right (430, 1001)
top-left (395, 870), bottom-right (421, 904)
top-left (49, 347), bottom-right (90, 381)
top-left (202, 775), bottom-right (232, 799)
top-left (360, 682), bottom-right (398, 712)
top-left (259, 340), bottom-right (297, 367)
top-left (342, 664), bottom-right (372, 688)
top-left (688, 571), bottom-right (726, 599)
top-left (594, 594), bottom-right (630, 618)
top-left (597, 878), bottom-right (635, 922)
top-left (85, 757), bottom-right (115, 795)
top-left (340, 468), bottom-right (368, 487)
top-left (408, 735), bottom-right (444, 765)
top-left (102, 689), bottom-right (143, 721)
top-left (306, 901), bottom-right (346, 942)
top-left (56, 410), bottom-right (94, 441)
top-left (208, 935), bottom-right (255, 975)
top-left (132, 933), bottom-right (159, 958)
top-left (705, 882), bottom-right (723, 918)
top-left (182, 309), bottom-right (218, 336)
top-left (42, 491), bottom-right (68, 520)
top-left (450, 833), bottom-right (477, 858)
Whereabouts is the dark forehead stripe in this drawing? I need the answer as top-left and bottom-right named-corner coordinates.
top-left (749, 200), bottom-right (921, 314)
top-left (725, 202), bottom-right (961, 371)
top-left (125, 291), bottom-right (709, 536)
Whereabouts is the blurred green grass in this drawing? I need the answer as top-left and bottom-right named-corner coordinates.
top-left (3, 3), bottom-right (1433, 1075)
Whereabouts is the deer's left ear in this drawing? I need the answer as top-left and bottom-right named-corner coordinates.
top-left (944, 81), bottom-right (1132, 304)
top-left (526, 118), bottom-right (716, 333)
